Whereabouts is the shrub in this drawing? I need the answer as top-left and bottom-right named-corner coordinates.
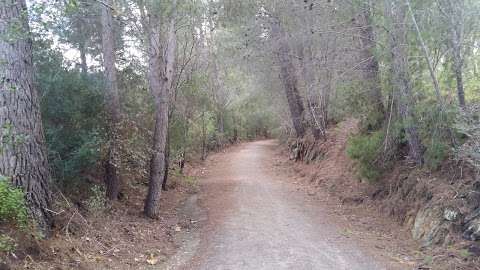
top-left (0, 234), bottom-right (15, 253)
top-left (424, 140), bottom-right (449, 170)
top-left (85, 185), bottom-right (107, 215)
top-left (347, 131), bottom-right (384, 182)
top-left (0, 177), bottom-right (28, 228)
top-left (454, 104), bottom-right (480, 171)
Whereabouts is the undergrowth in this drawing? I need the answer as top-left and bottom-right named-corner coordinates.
top-left (0, 177), bottom-right (28, 228)
top-left (0, 235), bottom-right (15, 253)
top-left (85, 185), bottom-right (107, 215)
top-left (347, 130), bottom-right (384, 182)
top-left (0, 176), bottom-right (29, 253)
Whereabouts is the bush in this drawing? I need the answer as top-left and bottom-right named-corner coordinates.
top-left (454, 104), bottom-right (480, 171)
top-left (0, 177), bottom-right (28, 228)
top-left (0, 234), bottom-right (15, 253)
top-left (34, 40), bottom-right (106, 189)
top-left (85, 185), bottom-right (107, 215)
top-left (347, 131), bottom-right (384, 182)
top-left (424, 140), bottom-right (449, 170)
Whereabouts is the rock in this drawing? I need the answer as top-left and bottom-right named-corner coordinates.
top-left (443, 208), bottom-right (459, 222)
top-left (412, 206), bottom-right (450, 246)
top-left (465, 191), bottom-right (480, 209)
top-left (463, 217), bottom-right (480, 241)
top-left (462, 207), bottom-right (480, 241)
top-left (473, 181), bottom-right (480, 192)
top-left (467, 243), bottom-right (480, 256)
top-left (464, 207), bottom-right (480, 225)
top-left (0, 263), bottom-right (10, 270)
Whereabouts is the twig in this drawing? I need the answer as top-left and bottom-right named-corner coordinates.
top-left (93, 0), bottom-right (114, 10)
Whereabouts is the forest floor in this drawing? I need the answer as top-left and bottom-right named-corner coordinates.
top-left (4, 166), bottom-right (200, 269)
top-left (164, 140), bottom-right (421, 270)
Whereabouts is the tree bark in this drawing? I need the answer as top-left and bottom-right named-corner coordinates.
top-left (454, 58), bottom-right (466, 108)
top-left (101, 0), bottom-right (122, 200)
top-left (201, 109), bottom-right (207, 160)
top-left (162, 131), bottom-right (170, 191)
top-left (298, 30), bottom-right (325, 139)
top-left (79, 41), bottom-right (88, 75)
top-left (355, 1), bottom-right (385, 122)
top-left (0, 0), bottom-right (52, 232)
top-left (144, 0), bottom-right (177, 218)
top-left (386, 0), bottom-right (424, 164)
top-left (445, 0), bottom-right (466, 108)
top-left (271, 20), bottom-right (306, 138)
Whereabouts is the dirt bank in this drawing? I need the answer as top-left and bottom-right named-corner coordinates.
top-left (283, 119), bottom-right (480, 269)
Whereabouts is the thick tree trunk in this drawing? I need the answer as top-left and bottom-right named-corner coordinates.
top-left (144, 1), bottom-right (177, 218)
top-left (271, 21), bottom-right (306, 138)
top-left (101, 0), bottom-right (122, 200)
top-left (386, 0), bottom-right (424, 164)
top-left (356, 2), bottom-right (385, 122)
top-left (0, 0), bottom-right (52, 232)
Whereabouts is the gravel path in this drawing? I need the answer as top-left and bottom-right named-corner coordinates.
top-left (173, 141), bottom-right (407, 270)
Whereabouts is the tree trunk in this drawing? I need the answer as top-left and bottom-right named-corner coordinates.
top-left (0, 0), bottom-right (53, 232)
top-left (144, 0), bottom-right (177, 218)
top-left (162, 131), bottom-right (170, 191)
top-left (298, 38), bottom-right (324, 140)
top-left (79, 41), bottom-right (88, 75)
top-left (386, 0), bottom-right (424, 164)
top-left (201, 109), bottom-right (207, 160)
top-left (217, 110), bottom-right (225, 134)
top-left (101, 0), bottom-right (122, 200)
top-left (450, 2), bottom-right (466, 108)
top-left (179, 111), bottom-right (188, 174)
top-left (355, 1), bottom-right (385, 122)
top-left (271, 20), bottom-right (306, 138)
top-left (297, 4), bottom-right (325, 140)
top-left (454, 60), bottom-right (465, 108)
top-left (437, 0), bottom-right (465, 108)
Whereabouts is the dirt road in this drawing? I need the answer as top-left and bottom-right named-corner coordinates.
top-left (170, 141), bottom-right (408, 270)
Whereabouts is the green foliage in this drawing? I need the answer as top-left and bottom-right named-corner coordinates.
top-left (415, 102), bottom-right (457, 169)
top-left (33, 38), bottom-right (106, 189)
top-left (332, 80), bottom-right (384, 131)
top-left (0, 234), bottom-right (15, 253)
top-left (85, 185), bottom-right (107, 215)
top-left (0, 177), bottom-right (28, 228)
top-left (459, 249), bottom-right (471, 258)
top-left (347, 131), bottom-right (385, 182)
top-left (424, 140), bottom-right (449, 170)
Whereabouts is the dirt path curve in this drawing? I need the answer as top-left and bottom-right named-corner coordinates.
top-left (172, 140), bottom-right (407, 270)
